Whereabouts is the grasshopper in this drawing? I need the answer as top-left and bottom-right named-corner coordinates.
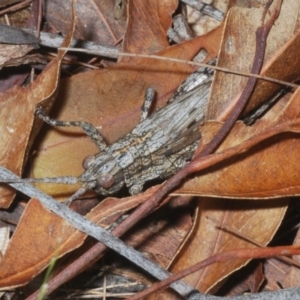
top-left (4, 61), bottom-right (215, 204)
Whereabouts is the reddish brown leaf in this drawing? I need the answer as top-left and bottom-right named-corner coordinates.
top-left (0, 188), bottom-right (160, 289)
top-left (0, 199), bottom-right (75, 288)
top-left (175, 88), bottom-right (300, 198)
top-left (123, 0), bottom-right (178, 55)
top-left (166, 198), bottom-right (287, 294)
top-left (206, 0), bottom-right (300, 121)
top-left (0, 15), bottom-right (75, 208)
top-left (44, 0), bottom-right (126, 45)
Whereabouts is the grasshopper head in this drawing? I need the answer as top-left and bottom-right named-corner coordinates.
top-left (80, 151), bottom-right (124, 195)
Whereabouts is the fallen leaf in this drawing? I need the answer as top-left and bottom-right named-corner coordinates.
top-left (122, 0), bottom-right (177, 55)
top-left (0, 188), bottom-right (160, 289)
top-left (44, 0), bottom-right (126, 45)
top-left (0, 12), bottom-right (75, 208)
top-left (175, 88), bottom-right (300, 198)
top-left (206, 0), bottom-right (300, 121)
top-left (169, 198), bottom-right (287, 294)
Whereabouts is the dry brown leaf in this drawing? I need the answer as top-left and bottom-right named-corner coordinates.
top-left (0, 188), bottom-right (158, 289)
top-left (169, 198), bottom-right (287, 294)
top-left (122, 0), bottom-right (178, 55)
top-left (0, 14), bottom-right (75, 208)
top-left (44, 0), bottom-right (126, 45)
top-left (147, 198), bottom-right (287, 300)
top-left (206, 0), bottom-right (300, 121)
top-left (0, 199), bottom-right (75, 289)
top-left (175, 88), bottom-right (300, 198)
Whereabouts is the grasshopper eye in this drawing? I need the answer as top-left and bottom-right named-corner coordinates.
top-left (82, 155), bottom-right (95, 169)
top-left (97, 173), bottom-right (115, 189)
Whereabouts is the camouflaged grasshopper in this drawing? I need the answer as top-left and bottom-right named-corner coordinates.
top-left (11, 61), bottom-right (215, 204)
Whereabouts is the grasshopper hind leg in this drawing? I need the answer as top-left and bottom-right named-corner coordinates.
top-left (36, 107), bottom-right (107, 151)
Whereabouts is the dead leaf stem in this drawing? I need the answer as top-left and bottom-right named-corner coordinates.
top-left (129, 245), bottom-right (300, 300)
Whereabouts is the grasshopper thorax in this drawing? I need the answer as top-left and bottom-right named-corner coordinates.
top-left (80, 151), bottom-right (125, 195)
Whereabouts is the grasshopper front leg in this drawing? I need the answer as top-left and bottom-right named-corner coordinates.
top-left (36, 107), bottom-right (107, 151)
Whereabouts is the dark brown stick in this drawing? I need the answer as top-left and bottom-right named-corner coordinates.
top-left (129, 245), bottom-right (300, 300)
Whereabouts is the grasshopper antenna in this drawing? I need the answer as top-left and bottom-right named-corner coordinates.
top-left (0, 176), bottom-right (96, 205)
top-left (0, 176), bottom-right (79, 184)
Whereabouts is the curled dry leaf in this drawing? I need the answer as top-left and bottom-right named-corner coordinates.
top-left (122, 0), bottom-right (178, 56)
top-left (0, 188), bottom-right (157, 289)
top-left (44, 0), bottom-right (126, 45)
top-left (0, 12), bottom-right (75, 208)
top-left (176, 87), bottom-right (300, 198)
top-left (206, 0), bottom-right (300, 121)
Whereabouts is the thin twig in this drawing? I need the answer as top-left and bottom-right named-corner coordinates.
top-left (129, 245), bottom-right (300, 300)
top-left (58, 48), bottom-right (298, 89)
top-left (0, 0), bottom-right (32, 16)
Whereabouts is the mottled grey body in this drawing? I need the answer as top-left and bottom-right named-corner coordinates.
top-left (79, 72), bottom-right (213, 195)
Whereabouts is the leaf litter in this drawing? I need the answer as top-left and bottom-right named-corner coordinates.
top-left (0, 0), bottom-right (300, 299)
